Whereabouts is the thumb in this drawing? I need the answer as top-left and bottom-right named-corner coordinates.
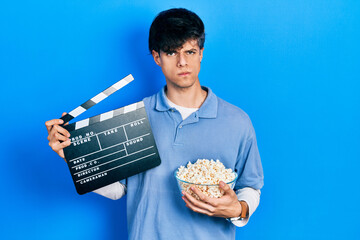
top-left (219, 181), bottom-right (233, 195)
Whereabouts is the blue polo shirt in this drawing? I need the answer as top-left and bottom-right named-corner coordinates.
top-left (121, 87), bottom-right (264, 240)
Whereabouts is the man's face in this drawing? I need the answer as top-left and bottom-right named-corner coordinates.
top-left (152, 39), bottom-right (204, 90)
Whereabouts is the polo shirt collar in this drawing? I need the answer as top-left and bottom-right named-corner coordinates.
top-left (155, 86), bottom-right (218, 119)
top-left (198, 87), bottom-right (218, 118)
top-left (154, 86), bottom-right (172, 112)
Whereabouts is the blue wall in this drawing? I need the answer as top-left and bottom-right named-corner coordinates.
top-left (1, 1), bottom-right (359, 239)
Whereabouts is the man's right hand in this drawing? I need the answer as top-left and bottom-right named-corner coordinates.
top-left (45, 112), bottom-right (71, 161)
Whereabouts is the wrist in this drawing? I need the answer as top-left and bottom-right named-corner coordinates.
top-left (227, 201), bottom-right (248, 221)
top-left (234, 201), bottom-right (242, 218)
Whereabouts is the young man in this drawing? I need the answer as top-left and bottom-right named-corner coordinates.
top-left (45, 8), bottom-right (264, 240)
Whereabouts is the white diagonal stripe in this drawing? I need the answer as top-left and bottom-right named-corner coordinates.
top-left (91, 92), bottom-right (107, 103)
top-left (112, 79), bottom-right (127, 90)
top-left (100, 111), bottom-right (114, 121)
top-left (112, 75), bottom-right (134, 89)
top-left (124, 103), bottom-right (137, 113)
top-left (75, 118), bottom-right (89, 129)
top-left (112, 75), bottom-right (132, 90)
top-left (124, 74), bottom-right (134, 82)
top-left (69, 106), bottom-right (86, 118)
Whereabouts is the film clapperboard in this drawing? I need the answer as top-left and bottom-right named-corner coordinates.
top-left (60, 74), bottom-right (161, 195)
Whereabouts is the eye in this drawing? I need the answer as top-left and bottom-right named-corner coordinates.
top-left (167, 51), bottom-right (176, 56)
top-left (186, 50), bottom-right (196, 55)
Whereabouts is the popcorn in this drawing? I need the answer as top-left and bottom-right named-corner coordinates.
top-left (176, 159), bottom-right (236, 199)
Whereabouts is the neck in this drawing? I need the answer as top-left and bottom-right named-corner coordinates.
top-left (165, 82), bottom-right (207, 108)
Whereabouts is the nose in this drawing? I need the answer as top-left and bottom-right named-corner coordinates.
top-left (177, 53), bottom-right (187, 67)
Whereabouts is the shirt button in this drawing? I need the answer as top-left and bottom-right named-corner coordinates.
top-left (179, 126), bottom-right (182, 129)
top-left (171, 109), bottom-right (174, 112)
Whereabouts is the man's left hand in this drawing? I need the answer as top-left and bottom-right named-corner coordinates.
top-left (182, 181), bottom-right (242, 218)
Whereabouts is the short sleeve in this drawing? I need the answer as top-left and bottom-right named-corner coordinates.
top-left (234, 124), bottom-right (264, 191)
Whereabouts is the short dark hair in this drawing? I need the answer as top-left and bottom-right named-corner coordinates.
top-left (148, 8), bottom-right (205, 54)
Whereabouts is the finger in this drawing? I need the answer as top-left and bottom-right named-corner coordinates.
top-left (49, 127), bottom-right (66, 143)
top-left (182, 194), bottom-right (214, 216)
top-left (54, 132), bottom-right (70, 142)
top-left (45, 119), bottom-right (64, 133)
top-left (182, 190), bottom-right (216, 213)
top-left (59, 149), bottom-right (65, 159)
top-left (219, 181), bottom-right (236, 197)
top-left (50, 139), bottom-right (71, 152)
top-left (190, 186), bottom-right (217, 206)
top-left (51, 125), bottom-right (71, 138)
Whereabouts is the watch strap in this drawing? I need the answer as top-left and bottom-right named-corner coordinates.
top-left (226, 201), bottom-right (248, 222)
top-left (239, 201), bottom-right (248, 219)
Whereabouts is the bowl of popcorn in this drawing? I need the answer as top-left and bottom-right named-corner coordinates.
top-left (174, 159), bottom-right (238, 199)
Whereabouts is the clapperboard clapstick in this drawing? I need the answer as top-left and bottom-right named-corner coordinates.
top-left (61, 74), bottom-right (161, 194)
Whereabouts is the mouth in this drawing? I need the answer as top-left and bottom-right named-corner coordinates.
top-left (178, 72), bottom-right (191, 76)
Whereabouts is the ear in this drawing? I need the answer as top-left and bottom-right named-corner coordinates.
top-left (199, 48), bottom-right (204, 62)
top-left (152, 50), bottom-right (161, 66)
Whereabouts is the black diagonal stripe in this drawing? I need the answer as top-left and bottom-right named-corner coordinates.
top-left (60, 114), bottom-right (74, 125)
top-left (81, 100), bottom-right (96, 110)
top-left (63, 123), bottom-right (75, 132)
top-left (113, 107), bottom-right (125, 117)
top-left (89, 115), bottom-right (101, 125)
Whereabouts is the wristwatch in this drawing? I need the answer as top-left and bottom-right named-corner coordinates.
top-left (226, 201), bottom-right (248, 221)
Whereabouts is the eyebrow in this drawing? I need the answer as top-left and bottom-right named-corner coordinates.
top-left (163, 48), bottom-right (198, 54)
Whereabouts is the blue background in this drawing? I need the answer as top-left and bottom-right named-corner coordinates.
top-left (1, 1), bottom-right (359, 239)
